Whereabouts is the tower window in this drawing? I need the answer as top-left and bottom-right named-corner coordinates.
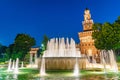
top-left (89, 44), bottom-right (90, 46)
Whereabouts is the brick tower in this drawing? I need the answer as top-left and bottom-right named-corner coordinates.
top-left (78, 8), bottom-right (99, 61)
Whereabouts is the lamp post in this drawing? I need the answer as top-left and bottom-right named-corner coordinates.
top-left (40, 44), bottom-right (45, 56)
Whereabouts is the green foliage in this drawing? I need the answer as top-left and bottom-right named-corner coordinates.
top-left (40, 35), bottom-right (49, 56)
top-left (40, 44), bottom-right (46, 56)
top-left (11, 52), bottom-right (23, 60)
top-left (0, 44), bottom-right (7, 55)
top-left (0, 44), bottom-right (7, 62)
top-left (6, 33), bottom-right (36, 61)
top-left (116, 55), bottom-right (120, 62)
top-left (92, 16), bottom-right (120, 50)
top-left (24, 52), bottom-right (30, 63)
top-left (42, 35), bottom-right (49, 50)
top-left (14, 33), bottom-right (36, 51)
top-left (14, 33), bottom-right (36, 60)
top-left (5, 44), bottom-right (15, 59)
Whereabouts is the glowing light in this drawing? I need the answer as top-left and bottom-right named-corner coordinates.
top-left (7, 58), bottom-right (12, 72)
top-left (14, 58), bottom-right (19, 74)
top-left (40, 56), bottom-right (46, 76)
top-left (73, 58), bottom-right (79, 76)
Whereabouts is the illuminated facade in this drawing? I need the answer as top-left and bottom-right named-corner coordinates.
top-left (78, 8), bottom-right (99, 59)
top-left (29, 48), bottom-right (39, 65)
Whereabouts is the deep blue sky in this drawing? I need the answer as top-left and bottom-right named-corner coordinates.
top-left (0, 0), bottom-right (120, 46)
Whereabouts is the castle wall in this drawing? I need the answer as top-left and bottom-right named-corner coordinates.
top-left (78, 31), bottom-right (99, 55)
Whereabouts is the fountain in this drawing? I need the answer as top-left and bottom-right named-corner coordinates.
top-left (100, 51), bottom-right (107, 73)
top-left (12, 60), bottom-right (15, 70)
top-left (100, 50), bottom-right (118, 73)
top-left (109, 50), bottom-right (118, 73)
top-left (40, 56), bottom-right (46, 76)
top-left (40, 38), bottom-right (83, 76)
top-left (100, 50), bottom-right (108, 79)
top-left (43, 38), bottom-right (81, 57)
top-left (7, 58), bottom-right (12, 72)
top-left (4, 40), bottom-right (120, 80)
top-left (7, 58), bottom-right (19, 73)
top-left (14, 58), bottom-right (19, 74)
top-left (73, 57), bottom-right (79, 76)
top-left (100, 50), bottom-right (119, 79)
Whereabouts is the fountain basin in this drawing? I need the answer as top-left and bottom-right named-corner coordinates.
top-left (38, 57), bottom-right (87, 70)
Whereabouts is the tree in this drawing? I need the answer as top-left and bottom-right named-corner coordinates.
top-left (0, 44), bottom-right (7, 56)
top-left (23, 52), bottom-right (30, 63)
top-left (6, 33), bottom-right (36, 60)
top-left (42, 35), bottom-right (49, 50)
top-left (6, 44), bottom-right (15, 59)
top-left (40, 35), bottom-right (49, 56)
top-left (0, 44), bottom-right (7, 61)
top-left (92, 16), bottom-right (120, 51)
top-left (14, 33), bottom-right (36, 60)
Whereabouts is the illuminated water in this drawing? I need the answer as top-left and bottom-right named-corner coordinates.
top-left (100, 50), bottom-right (118, 74)
top-left (7, 58), bottom-right (19, 74)
top-left (7, 58), bottom-right (12, 72)
top-left (12, 60), bottom-right (15, 70)
top-left (40, 38), bottom-right (81, 76)
top-left (14, 58), bottom-right (19, 74)
top-left (73, 57), bottom-right (79, 76)
top-left (0, 68), bottom-right (120, 80)
top-left (44, 38), bottom-right (81, 57)
top-left (40, 56), bottom-right (46, 76)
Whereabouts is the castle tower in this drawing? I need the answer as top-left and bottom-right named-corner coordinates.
top-left (83, 8), bottom-right (93, 31)
top-left (78, 8), bottom-right (99, 62)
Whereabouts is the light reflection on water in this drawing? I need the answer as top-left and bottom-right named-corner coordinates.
top-left (0, 74), bottom-right (18, 80)
top-left (0, 74), bottom-right (120, 80)
top-left (0, 70), bottom-right (119, 80)
top-left (38, 74), bottom-right (120, 80)
top-left (39, 77), bottom-right (120, 80)
top-left (13, 74), bottom-right (18, 79)
top-left (39, 77), bottom-right (80, 80)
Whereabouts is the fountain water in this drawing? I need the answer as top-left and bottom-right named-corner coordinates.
top-left (100, 50), bottom-right (118, 73)
top-left (44, 38), bottom-right (81, 57)
top-left (13, 74), bottom-right (18, 79)
top-left (100, 50), bottom-right (118, 79)
top-left (40, 38), bottom-right (82, 76)
top-left (12, 60), bottom-right (15, 70)
top-left (40, 56), bottom-right (46, 76)
top-left (73, 57), bottom-right (79, 76)
top-left (108, 50), bottom-right (118, 73)
top-left (14, 58), bottom-right (19, 74)
top-left (100, 50), bottom-right (107, 79)
top-left (100, 51), bottom-right (107, 73)
top-left (8, 59), bottom-right (12, 72)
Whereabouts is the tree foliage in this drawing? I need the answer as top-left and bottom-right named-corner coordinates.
top-left (14, 34), bottom-right (35, 51)
top-left (42, 35), bottom-right (49, 50)
top-left (0, 44), bottom-right (7, 61)
top-left (40, 35), bottom-right (49, 56)
top-left (0, 44), bottom-right (7, 56)
top-left (6, 33), bottom-right (36, 60)
top-left (92, 16), bottom-right (120, 50)
top-left (6, 44), bottom-right (15, 59)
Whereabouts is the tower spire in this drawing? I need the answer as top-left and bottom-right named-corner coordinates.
top-left (82, 8), bottom-right (93, 31)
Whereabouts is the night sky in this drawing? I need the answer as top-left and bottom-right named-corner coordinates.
top-left (0, 0), bottom-right (120, 46)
